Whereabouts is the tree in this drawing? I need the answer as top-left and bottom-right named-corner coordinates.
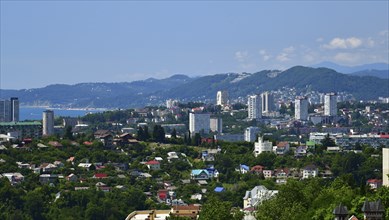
top-left (199, 197), bottom-right (233, 220)
top-left (321, 134), bottom-right (335, 147)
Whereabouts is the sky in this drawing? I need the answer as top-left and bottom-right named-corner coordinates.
top-left (0, 1), bottom-right (388, 90)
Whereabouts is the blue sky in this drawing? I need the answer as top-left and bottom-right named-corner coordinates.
top-left (1, 1), bottom-right (388, 89)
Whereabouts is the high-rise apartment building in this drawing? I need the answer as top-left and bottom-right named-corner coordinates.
top-left (383, 148), bottom-right (389, 186)
top-left (189, 113), bottom-right (210, 135)
top-left (216, 91), bottom-right (229, 106)
top-left (210, 117), bottom-right (222, 134)
top-left (248, 95), bottom-right (261, 120)
top-left (43, 110), bottom-right (55, 136)
top-left (261, 92), bottom-right (274, 113)
top-left (324, 93), bottom-right (337, 116)
top-left (295, 97), bottom-right (308, 120)
top-left (0, 97), bottom-right (19, 122)
top-left (245, 126), bottom-right (260, 142)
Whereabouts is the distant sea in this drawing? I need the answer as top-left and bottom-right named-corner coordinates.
top-left (20, 107), bottom-right (106, 121)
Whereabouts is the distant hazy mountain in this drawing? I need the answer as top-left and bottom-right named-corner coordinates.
top-left (1, 66), bottom-right (388, 108)
top-left (350, 69), bottom-right (389, 79)
top-left (312, 61), bottom-right (389, 74)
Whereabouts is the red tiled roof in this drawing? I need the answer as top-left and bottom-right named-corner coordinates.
top-left (146, 160), bottom-right (160, 165)
top-left (94, 173), bottom-right (108, 178)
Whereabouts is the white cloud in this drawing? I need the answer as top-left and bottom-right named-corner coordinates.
top-left (276, 53), bottom-right (290, 62)
top-left (259, 49), bottom-right (271, 61)
top-left (316, 37), bottom-right (324, 42)
top-left (235, 51), bottom-right (248, 62)
top-left (333, 52), bottom-right (360, 63)
top-left (283, 46), bottom-right (295, 53)
top-left (322, 37), bottom-right (363, 49)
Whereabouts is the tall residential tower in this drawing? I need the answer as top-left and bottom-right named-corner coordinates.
top-left (247, 95), bottom-right (261, 120)
top-left (324, 93), bottom-right (337, 116)
top-left (295, 97), bottom-right (308, 121)
top-left (43, 110), bottom-right (55, 136)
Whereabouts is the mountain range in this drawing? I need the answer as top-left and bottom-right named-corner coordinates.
top-left (1, 65), bottom-right (388, 108)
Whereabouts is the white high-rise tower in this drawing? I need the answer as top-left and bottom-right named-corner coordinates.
top-left (324, 93), bottom-right (337, 116)
top-left (247, 95), bottom-right (261, 120)
top-left (295, 97), bottom-right (308, 120)
top-left (43, 110), bottom-right (55, 136)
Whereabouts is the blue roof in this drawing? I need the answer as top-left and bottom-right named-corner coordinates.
top-left (191, 169), bottom-right (209, 176)
top-left (214, 187), bottom-right (224, 192)
top-left (241, 164), bottom-right (250, 171)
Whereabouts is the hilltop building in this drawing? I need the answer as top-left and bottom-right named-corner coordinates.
top-left (254, 137), bottom-right (273, 157)
top-left (189, 113), bottom-right (210, 135)
top-left (248, 95), bottom-right (262, 120)
top-left (324, 93), bottom-right (337, 116)
top-left (295, 97), bottom-right (308, 120)
top-left (0, 97), bottom-right (19, 122)
top-left (216, 91), bottom-right (229, 106)
top-left (43, 110), bottom-right (54, 136)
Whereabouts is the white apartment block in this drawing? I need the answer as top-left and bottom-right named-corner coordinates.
top-left (295, 97), bottom-right (308, 120)
top-left (210, 118), bottom-right (222, 133)
top-left (324, 93), bottom-right (337, 116)
top-left (261, 92), bottom-right (274, 113)
top-left (254, 137), bottom-right (273, 157)
top-left (248, 95), bottom-right (262, 120)
top-left (216, 91), bottom-right (228, 106)
top-left (43, 110), bottom-right (55, 136)
top-left (245, 126), bottom-right (260, 142)
top-left (189, 113), bottom-right (210, 135)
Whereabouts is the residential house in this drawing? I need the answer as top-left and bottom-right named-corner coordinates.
top-left (367, 179), bottom-right (382, 190)
top-left (78, 163), bottom-right (93, 171)
top-left (145, 160), bottom-right (161, 171)
top-left (201, 148), bottom-right (220, 162)
top-left (302, 165), bottom-right (318, 179)
top-left (295, 146), bottom-right (307, 157)
top-left (237, 164), bottom-right (250, 174)
top-left (170, 205), bottom-right (201, 220)
top-left (2, 172), bottom-right (24, 185)
top-left (205, 165), bottom-right (219, 178)
top-left (243, 185), bottom-right (278, 209)
top-left (275, 142), bottom-right (290, 155)
top-left (263, 170), bottom-right (274, 179)
top-left (275, 168), bottom-right (290, 184)
top-left (66, 173), bottom-right (78, 182)
top-left (191, 169), bottom-right (210, 180)
top-left (94, 130), bottom-right (113, 148)
top-left (39, 163), bottom-right (58, 173)
top-left (157, 189), bottom-right (168, 201)
top-left (251, 165), bottom-right (265, 175)
top-left (39, 174), bottom-right (58, 184)
top-left (93, 173), bottom-right (108, 179)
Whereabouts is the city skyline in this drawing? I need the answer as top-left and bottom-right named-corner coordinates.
top-left (1, 1), bottom-right (388, 89)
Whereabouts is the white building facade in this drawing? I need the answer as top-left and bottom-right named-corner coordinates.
top-left (295, 97), bottom-right (308, 120)
top-left (245, 126), bottom-right (260, 142)
top-left (254, 137), bottom-right (273, 157)
top-left (216, 91), bottom-right (228, 106)
top-left (210, 118), bottom-right (222, 133)
top-left (248, 95), bottom-right (261, 120)
top-left (43, 110), bottom-right (55, 136)
top-left (261, 92), bottom-right (274, 113)
top-left (189, 113), bottom-right (210, 135)
top-left (324, 93), bottom-right (337, 116)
